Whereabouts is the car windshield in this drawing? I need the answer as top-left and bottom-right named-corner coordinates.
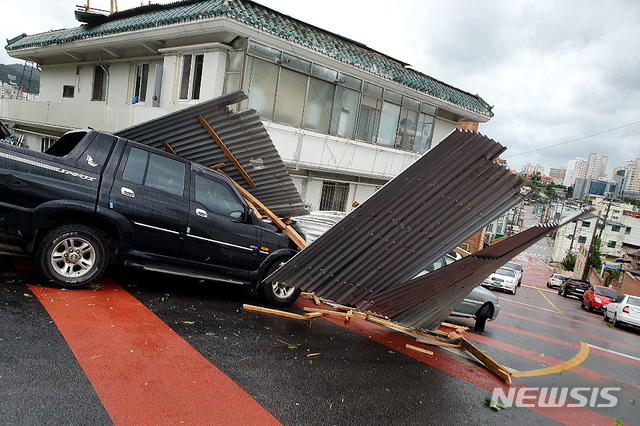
top-left (505, 262), bottom-right (523, 271)
top-left (627, 296), bottom-right (640, 307)
top-left (496, 268), bottom-right (515, 277)
top-left (553, 274), bottom-right (567, 280)
top-left (595, 287), bottom-right (618, 298)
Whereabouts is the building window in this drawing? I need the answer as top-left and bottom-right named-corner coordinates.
top-left (41, 137), bottom-right (58, 152)
top-left (92, 65), bottom-right (108, 101)
top-left (581, 221), bottom-right (591, 228)
top-left (243, 41), bottom-right (437, 154)
top-left (607, 240), bottom-right (616, 248)
top-left (611, 225), bottom-right (621, 232)
top-left (179, 54), bottom-right (204, 101)
top-left (133, 63), bottom-right (149, 103)
top-left (578, 236), bottom-right (587, 243)
top-left (223, 50), bottom-right (245, 95)
top-left (62, 85), bottom-right (74, 98)
top-left (319, 181), bottom-right (349, 211)
top-left (626, 226), bottom-right (632, 235)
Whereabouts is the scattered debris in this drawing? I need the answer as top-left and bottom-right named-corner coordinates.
top-left (307, 353), bottom-right (321, 358)
top-left (182, 321), bottom-right (195, 325)
top-left (23, 293), bottom-right (32, 298)
top-left (406, 344), bottom-right (433, 356)
top-left (485, 397), bottom-right (507, 412)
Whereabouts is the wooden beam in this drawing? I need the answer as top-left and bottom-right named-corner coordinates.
top-left (243, 304), bottom-right (316, 321)
top-left (406, 344), bottom-right (434, 356)
top-left (228, 177), bottom-right (307, 250)
top-left (460, 338), bottom-right (512, 383)
top-left (161, 141), bottom-right (177, 155)
top-left (303, 307), bottom-right (367, 320)
top-left (197, 114), bottom-right (256, 188)
top-left (210, 162), bottom-right (226, 169)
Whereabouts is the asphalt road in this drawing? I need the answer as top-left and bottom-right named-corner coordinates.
top-left (1, 228), bottom-right (639, 425)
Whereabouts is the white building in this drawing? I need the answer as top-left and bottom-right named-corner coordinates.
top-left (564, 154), bottom-right (608, 189)
top-left (552, 199), bottom-right (640, 262)
top-left (1, 0), bottom-right (493, 213)
top-left (548, 167), bottom-right (566, 184)
top-left (521, 163), bottom-right (544, 175)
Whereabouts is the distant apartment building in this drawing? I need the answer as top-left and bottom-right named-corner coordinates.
top-left (612, 158), bottom-right (640, 198)
top-left (573, 178), bottom-right (617, 200)
top-left (0, 0), bottom-right (494, 213)
top-left (521, 163), bottom-right (544, 174)
top-left (564, 154), bottom-right (608, 189)
top-left (552, 199), bottom-right (640, 261)
top-left (548, 167), bottom-right (566, 184)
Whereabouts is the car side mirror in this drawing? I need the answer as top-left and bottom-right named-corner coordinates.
top-left (229, 210), bottom-right (244, 222)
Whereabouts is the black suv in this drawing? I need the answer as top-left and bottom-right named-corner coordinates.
top-left (0, 130), bottom-right (300, 306)
top-left (558, 278), bottom-right (590, 299)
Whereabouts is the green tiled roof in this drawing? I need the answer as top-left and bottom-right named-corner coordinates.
top-left (6, 0), bottom-right (493, 118)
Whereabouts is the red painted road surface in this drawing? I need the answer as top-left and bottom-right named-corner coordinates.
top-left (29, 281), bottom-right (281, 426)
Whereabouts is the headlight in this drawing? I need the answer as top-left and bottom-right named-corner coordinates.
top-left (595, 297), bottom-right (602, 303)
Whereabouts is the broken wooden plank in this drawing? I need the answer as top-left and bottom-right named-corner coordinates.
top-left (243, 304), bottom-right (313, 321)
top-left (210, 162), bottom-right (226, 169)
top-left (460, 337), bottom-right (512, 383)
top-left (441, 322), bottom-right (468, 332)
top-left (307, 353), bottom-right (321, 358)
top-left (415, 337), bottom-right (463, 348)
top-left (161, 140), bottom-right (177, 155)
top-left (406, 344), bottom-right (434, 356)
top-left (303, 307), bottom-right (367, 320)
top-left (198, 114), bottom-right (256, 188)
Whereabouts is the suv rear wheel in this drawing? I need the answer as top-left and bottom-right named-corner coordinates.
top-left (35, 224), bottom-right (109, 288)
top-left (259, 261), bottom-right (301, 307)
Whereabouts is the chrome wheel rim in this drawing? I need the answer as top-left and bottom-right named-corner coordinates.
top-left (271, 281), bottom-right (295, 300)
top-left (50, 237), bottom-right (96, 278)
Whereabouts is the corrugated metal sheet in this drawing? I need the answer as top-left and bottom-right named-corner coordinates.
top-left (291, 211), bottom-right (348, 244)
top-left (116, 91), bottom-right (308, 217)
top-left (364, 207), bottom-right (594, 330)
top-left (267, 129), bottom-right (524, 306)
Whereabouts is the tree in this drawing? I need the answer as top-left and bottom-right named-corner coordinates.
top-left (562, 253), bottom-right (576, 271)
top-left (567, 186), bottom-right (573, 198)
top-left (589, 238), bottom-right (603, 272)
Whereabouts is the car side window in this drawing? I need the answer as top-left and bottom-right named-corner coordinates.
top-left (194, 173), bottom-right (244, 217)
top-left (121, 147), bottom-right (186, 196)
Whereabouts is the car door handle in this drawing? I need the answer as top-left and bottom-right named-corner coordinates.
top-left (121, 187), bottom-right (135, 198)
top-left (196, 208), bottom-right (208, 218)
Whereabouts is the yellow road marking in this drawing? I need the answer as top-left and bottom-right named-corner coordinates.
top-left (511, 342), bottom-right (589, 377)
top-left (537, 289), bottom-right (563, 315)
top-left (523, 284), bottom-right (556, 294)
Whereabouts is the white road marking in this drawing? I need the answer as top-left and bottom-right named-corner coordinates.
top-left (588, 344), bottom-right (640, 362)
top-left (498, 297), bottom-right (558, 314)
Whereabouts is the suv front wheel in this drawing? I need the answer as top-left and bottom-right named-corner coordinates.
top-left (35, 224), bottom-right (109, 288)
top-left (259, 261), bottom-right (301, 307)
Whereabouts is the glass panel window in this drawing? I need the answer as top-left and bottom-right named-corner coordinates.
top-left (179, 55), bottom-right (192, 100)
top-left (282, 53), bottom-right (311, 74)
top-left (607, 240), bottom-right (616, 248)
top-left (274, 68), bottom-right (307, 127)
top-left (611, 225), bottom-right (621, 232)
top-left (224, 73), bottom-right (242, 94)
top-left (377, 102), bottom-right (401, 147)
top-left (227, 51), bottom-right (244, 71)
top-left (319, 181), bottom-right (349, 211)
top-left (311, 64), bottom-right (337, 82)
top-left (122, 147), bottom-right (148, 185)
top-left (626, 227), bottom-right (632, 235)
top-left (395, 107), bottom-right (419, 151)
top-left (133, 63), bottom-right (149, 103)
top-left (383, 90), bottom-right (402, 104)
top-left (191, 55), bottom-right (204, 100)
top-left (338, 73), bottom-right (361, 91)
top-left (62, 85), bottom-right (74, 98)
top-left (356, 96), bottom-right (381, 142)
top-left (330, 86), bottom-right (360, 138)
top-left (363, 82), bottom-right (383, 98)
top-left (195, 174), bottom-right (244, 217)
top-left (578, 236), bottom-right (587, 243)
top-left (420, 102), bottom-right (437, 115)
top-left (402, 96), bottom-right (420, 109)
top-left (582, 221), bottom-right (591, 227)
top-left (248, 41), bottom-right (281, 63)
top-left (179, 54), bottom-right (204, 101)
top-left (244, 56), bottom-right (278, 120)
top-left (414, 113), bottom-right (435, 153)
top-left (145, 153), bottom-right (185, 196)
top-left (92, 65), bottom-right (108, 101)
top-left (304, 78), bottom-right (334, 133)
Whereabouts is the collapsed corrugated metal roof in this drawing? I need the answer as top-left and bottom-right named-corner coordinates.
top-left (292, 211), bottom-right (348, 244)
top-left (364, 207), bottom-right (594, 330)
top-left (116, 91), bottom-right (308, 217)
top-left (268, 129), bottom-right (524, 306)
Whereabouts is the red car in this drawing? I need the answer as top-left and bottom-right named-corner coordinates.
top-left (582, 285), bottom-right (619, 313)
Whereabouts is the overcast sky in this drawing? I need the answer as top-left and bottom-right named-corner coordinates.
top-left (2, 0), bottom-right (639, 177)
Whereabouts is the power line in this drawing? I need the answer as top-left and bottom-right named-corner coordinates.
top-left (503, 120), bottom-right (640, 159)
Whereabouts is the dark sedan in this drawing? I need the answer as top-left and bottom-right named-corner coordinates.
top-left (559, 278), bottom-right (590, 298)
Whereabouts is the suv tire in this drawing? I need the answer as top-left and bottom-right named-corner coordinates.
top-left (259, 261), bottom-right (301, 307)
top-left (35, 224), bottom-right (109, 288)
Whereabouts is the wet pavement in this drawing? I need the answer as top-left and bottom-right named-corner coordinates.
top-left (1, 217), bottom-right (639, 425)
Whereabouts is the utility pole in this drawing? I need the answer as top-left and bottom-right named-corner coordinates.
top-left (582, 213), bottom-right (601, 281)
top-left (597, 198), bottom-right (613, 242)
top-left (567, 200), bottom-right (584, 255)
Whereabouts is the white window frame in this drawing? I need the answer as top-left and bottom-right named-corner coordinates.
top-left (178, 53), bottom-right (204, 101)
